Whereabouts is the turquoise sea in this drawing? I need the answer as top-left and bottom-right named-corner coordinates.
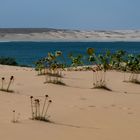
top-left (0, 42), bottom-right (140, 67)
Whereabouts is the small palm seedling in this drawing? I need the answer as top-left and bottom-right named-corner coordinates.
top-left (7, 76), bottom-right (14, 92)
top-left (1, 77), bottom-right (5, 90)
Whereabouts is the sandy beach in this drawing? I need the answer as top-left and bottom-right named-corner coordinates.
top-left (0, 65), bottom-right (140, 140)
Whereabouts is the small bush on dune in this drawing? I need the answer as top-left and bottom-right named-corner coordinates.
top-left (68, 53), bottom-right (83, 68)
top-left (87, 48), bottom-right (111, 90)
top-left (123, 54), bottom-right (140, 84)
top-left (0, 57), bottom-right (18, 66)
top-left (35, 51), bottom-right (66, 85)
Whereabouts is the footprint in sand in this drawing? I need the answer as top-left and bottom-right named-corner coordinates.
top-left (128, 112), bottom-right (134, 115)
top-left (110, 104), bottom-right (116, 107)
top-left (127, 107), bottom-right (131, 110)
top-left (103, 104), bottom-right (117, 109)
top-left (119, 106), bottom-right (132, 111)
top-left (80, 97), bottom-right (87, 101)
top-left (119, 106), bottom-right (134, 115)
top-left (73, 106), bottom-right (85, 110)
top-left (79, 108), bottom-right (85, 110)
top-left (17, 83), bottom-right (23, 86)
top-left (103, 106), bottom-right (109, 109)
top-left (88, 105), bottom-right (96, 108)
top-left (124, 91), bottom-right (127, 94)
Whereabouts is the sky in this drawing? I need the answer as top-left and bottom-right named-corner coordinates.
top-left (0, 0), bottom-right (140, 30)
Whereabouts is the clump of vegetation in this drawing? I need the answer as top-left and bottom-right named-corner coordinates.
top-left (68, 53), bottom-right (83, 68)
top-left (45, 78), bottom-right (66, 86)
top-left (35, 51), bottom-right (66, 85)
top-left (87, 48), bottom-right (111, 90)
top-left (0, 57), bottom-right (18, 66)
top-left (0, 76), bottom-right (14, 92)
top-left (110, 50), bottom-right (126, 70)
top-left (30, 95), bottom-right (52, 122)
top-left (44, 51), bottom-right (65, 85)
top-left (107, 50), bottom-right (140, 84)
top-left (34, 59), bottom-right (46, 75)
top-left (35, 49), bottom-right (140, 88)
top-left (124, 54), bottom-right (140, 84)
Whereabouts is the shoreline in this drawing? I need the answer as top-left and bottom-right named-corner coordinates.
top-left (1, 40), bottom-right (140, 42)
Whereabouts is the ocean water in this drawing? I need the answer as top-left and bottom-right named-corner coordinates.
top-left (0, 42), bottom-right (140, 67)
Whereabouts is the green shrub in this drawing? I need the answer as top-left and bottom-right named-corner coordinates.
top-left (0, 57), bottom-right (18, 66)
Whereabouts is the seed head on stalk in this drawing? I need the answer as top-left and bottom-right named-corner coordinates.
top-left (1, 77), bottom-right (5, 90)
top-left (7, 76), bottom-right (14, 92)
top-left (41, 95), bottom-right (49, 118)
top-left (30, 96), bottom-right (34, 119)
top-left (44, 100), bottom-right (52, 119)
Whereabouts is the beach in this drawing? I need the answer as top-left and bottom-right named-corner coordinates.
top-left (0, 65), bottom-right (140, 140)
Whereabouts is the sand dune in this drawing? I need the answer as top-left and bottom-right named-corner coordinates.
top-left (0, 65), bottom-right (140, 140)
top-left (0, 29), bottom-right (140, 41)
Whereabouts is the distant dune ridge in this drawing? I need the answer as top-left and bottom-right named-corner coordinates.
top-left (0, 28), bottom-right (140, 41)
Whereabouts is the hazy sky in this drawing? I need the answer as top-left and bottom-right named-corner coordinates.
top-left (0, 0), bottom-right (140, 30)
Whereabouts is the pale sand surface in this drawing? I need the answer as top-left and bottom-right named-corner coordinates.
top-left (1, 30), bottom-right (140, 41)
top-left (0, 65), bottom-right (140, 140)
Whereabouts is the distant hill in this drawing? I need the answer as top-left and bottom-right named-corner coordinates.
top-left (0, 28), bottom-right (140, 41)
top-left (0, 28), bottom-right (69, 34)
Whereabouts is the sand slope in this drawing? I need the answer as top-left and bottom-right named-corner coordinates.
top-left (0, 29), bottom-right (140, 41)
top-left (0, 65), bottom-right (140, 140)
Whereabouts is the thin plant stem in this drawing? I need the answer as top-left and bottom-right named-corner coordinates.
top-left (7, 76), bottom-right (14, 91)
top-left (92, 71), bottom-right (94, 86)
top-left (44, 100), bottom-right (52, 119)
top-left (1, 77), bottom-right (5, 90)
top-left (30, 96), bottom-right (34, 119)
top-left (34, 99), bottom-right (38, 118)
top-left (37, 99), bottom-right (40, 118)
top-left (13, 110), bottom-right (15, 123)
top-left (41, 95), bottom-right (48, 117)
